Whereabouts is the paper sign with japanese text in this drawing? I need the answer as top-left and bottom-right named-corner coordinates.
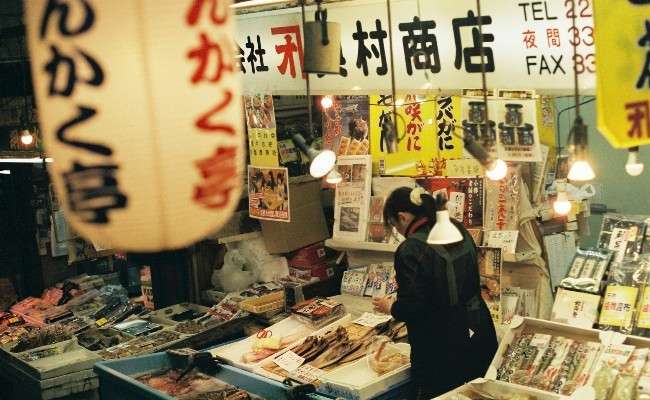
top-left (595, 0), bottom-right (650, 148)
top-left (245, 94), bottom-right (279, 167)
top-left (333, 155), bottom-right (372, 241)
top-left (484, 166), bottom-right (521, 231)
top-left (369, 94), bottom-right (439, 176)
top-left (235, 0), bottom-right (595, 94)
top-left (599, 286), bottom-right (639, 328)
top-left (25, 0), bottom-right (244, 251)
top-left (416, 177), bottom-right (484, 227)
top-left (478, 247), bottom-right (502, 326)
top-left (248, 166), bottom-right (290, 222)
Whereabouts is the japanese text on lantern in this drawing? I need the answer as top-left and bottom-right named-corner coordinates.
top-left (40, 0), bottom-right (127, 224)
top-left (186, 0), bottom-right (238, 209)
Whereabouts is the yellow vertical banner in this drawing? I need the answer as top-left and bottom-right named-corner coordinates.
top-left (594, 1), bottom-right (650, 148)
top-left (536, 96), bottom-right (557, 164)
top-left (244, 94), bottom-right (279, 167)
top-left (369, 94), bottom-right (439, 176)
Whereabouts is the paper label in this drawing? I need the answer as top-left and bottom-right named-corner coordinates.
top-left (273, 351), bottom-right (305, 372)
top-left (485, 230), bottom-right (519, 254)
top-left (448, 192), bottom-right (465, 221)
top-left (609, 228), bottom-right (630, 262)
top-left (353, 312), bottom-right (392, 328)
top-left (637, 288), bottom-right (650, 329)
top-left (599, 286), bottom-right (639, 328)
top-left (289, 364), bottom-right (326, 384)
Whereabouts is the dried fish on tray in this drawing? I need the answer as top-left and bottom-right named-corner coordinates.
top-left (99, 330), bottom-right (182, 360)
top-left (260, 319), bottom-right (407, 378)
top-left (136, 369), bottom-right (262, 400)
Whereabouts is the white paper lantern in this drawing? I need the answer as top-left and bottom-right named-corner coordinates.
top-left (25, 0), bottom-right (244, 251)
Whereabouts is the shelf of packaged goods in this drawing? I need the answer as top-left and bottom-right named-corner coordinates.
top-left (324, 239), bottom-right (399, 253)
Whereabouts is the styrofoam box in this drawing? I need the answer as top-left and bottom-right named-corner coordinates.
top-left (436, 378), bottom-right (561, 400)
top-left (444, 316), bottom-right (650, 400)
top-left (317, 343), bottom-right (411, 400)
top-left (211, 314), bottom-right (351, 372)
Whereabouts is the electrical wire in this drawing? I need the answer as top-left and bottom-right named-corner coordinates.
top-left (555, 97), bottom-right (595, 152)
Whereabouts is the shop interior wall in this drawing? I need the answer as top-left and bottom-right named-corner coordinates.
top-left (556, 97), bottom-right (650, 247)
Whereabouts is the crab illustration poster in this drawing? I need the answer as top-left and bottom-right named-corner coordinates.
top-left (248, 166), bottom-right (290, 222)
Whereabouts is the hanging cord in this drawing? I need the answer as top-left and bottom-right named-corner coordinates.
top-left (570, 0), bottom-right (580, 118)
top-left (475, 0), bottom-right (491, 148)
top-left (386, 0), bottom-right (398, 130)
top-left (555, 97), bottom-right (595, 153)
top-left (300, 0), bottom-right (314, 142)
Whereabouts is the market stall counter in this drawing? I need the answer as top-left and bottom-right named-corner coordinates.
top-left (94, 349), bottom-right (331, 400)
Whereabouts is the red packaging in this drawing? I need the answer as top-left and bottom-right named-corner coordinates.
top-left (289, 242), bottom-right (327, 269)
top-left (310, 263), bottom-right (335, 281)
top-left (289, 267), bottom-right (312, 281)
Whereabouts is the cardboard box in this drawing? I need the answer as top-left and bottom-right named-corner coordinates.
top-left (261, 178), bottom-right (329, 254)
top-left (289, 242), bottom-right (327, 268)
top-left (310, 263), bottom-right (335, 281)
top-left (289, 267), bottom-right (312, 281)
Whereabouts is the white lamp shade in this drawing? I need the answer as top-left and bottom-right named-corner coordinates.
top-left (427, 210), bottom-right (463, 245)
top-left (310, 150), bottom-right (336, 178)
top-left (325, 168), bottom-right (342, 184)
top-left (25, 0), bottom-right (244, 251)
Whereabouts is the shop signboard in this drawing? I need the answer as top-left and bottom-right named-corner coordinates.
top-left (25, 0), bottom-right (244, 251)
top-left (235, 0), bottom-right (595, 94)
top-left (595, 0), bottom-right (650, 148)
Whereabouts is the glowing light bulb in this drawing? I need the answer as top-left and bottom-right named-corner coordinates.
top-left (20, 130), bottom-right (34, 146)
top-left (325, 169), bottom-right (342, 185)
top-left (553, 191), bottom-right (571, 215)
top-left (568, 160), bottom-right (595, 181)
top-left (485, 159), bottom-right (507, 181)
top-left (625, 148), bottom-right (644, 176)
top-left (320, 96), bottom-right (333, 109)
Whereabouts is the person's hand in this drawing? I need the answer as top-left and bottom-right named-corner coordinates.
top-left (372, 296), bottom-right (395, 315)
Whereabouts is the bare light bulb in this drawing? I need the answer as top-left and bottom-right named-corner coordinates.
top-left (568, 160), bottom-right (595, 181)
top-left (553, 191), bottom-right (571, 215)
top-left (20, 130), bottom-right (34, 146)
top-left (485, 159), bottom-right (508, 181)
top-left (325, 169), bottom-right (342, 184)
top-left (320, 96), bottom-right (333, 109)
top-left (625, 148), bottom-right (644, 176)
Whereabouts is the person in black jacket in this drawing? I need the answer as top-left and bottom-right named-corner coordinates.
top-left (372, 186), bottom-right (498, 400)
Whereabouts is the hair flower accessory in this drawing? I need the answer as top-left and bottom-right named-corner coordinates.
top-left (409, 186), bottom-right (427, 205)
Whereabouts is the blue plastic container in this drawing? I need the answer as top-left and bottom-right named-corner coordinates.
top-left (94, 351), bottom-right (332, 400)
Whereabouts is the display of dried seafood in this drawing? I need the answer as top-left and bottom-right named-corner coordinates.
top-left (99, 330), bottom-right (181, 360)
top-left (176, 321), bottom-right (208, 335)
top-left (262, 319), bottom-right (407, 377)
top-left (11, 325), bottom-right (71, 353)
top-left (136, 369), bottom-right (260, 400)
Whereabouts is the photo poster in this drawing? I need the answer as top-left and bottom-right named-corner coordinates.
top-left (333, 155), bottom-right (372, 241)
top-left (367, 196), bottom-right (390, 243)
top-left (244, 94), bottom-right (279, 167)
top-left (478, 247), bottom-right (502, 326)
top-left (416, 177), bottom-right (484, 227)
top-left (369, 95), bottom-right (462, 177)
top-left (322, 96), bottom-right (370, 156)
top-left (248, 166), bottom-right (290, 222)
top-left (493, 98), bottom-right (542, 162)
top-left (484, 165), bottom-right (521, 231)
top-left (460, 96), bottom-right (498, 159)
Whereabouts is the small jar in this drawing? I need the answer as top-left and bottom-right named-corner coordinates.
top-left (517, 123), bottom-right (535, 146)
top-left (504, 103), bottom-right (524, 127)
top-left (498, 123), bottom-right (516, 145)
top-left (468, 101), bottom-right (487, 124)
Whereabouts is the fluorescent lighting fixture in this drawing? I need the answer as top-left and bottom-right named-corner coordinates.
top-left (0, 170), bottom-right (10, 175)
top-left (427, 210), bottom-right (463, 245)
top-left (0, 157), bottom-right (52, 163)
top-left (625, 147), bottom-right (644, 176)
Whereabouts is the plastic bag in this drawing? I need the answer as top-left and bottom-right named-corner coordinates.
top-left (560, 247), bottom-right (613, 294)
top-left (592, 344), bottom-right (636, 400)
top-left (212, 250), bottom-right (258, 293)
top-left (367, 336), bottom-right (410, 376)
top-left (610, 349), bottom-right (648, 400)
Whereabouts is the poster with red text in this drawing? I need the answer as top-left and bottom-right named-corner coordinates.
top-left (416, 177), bottom-right (484, 227)
top-left (248, 166), bottom-right (290, 222)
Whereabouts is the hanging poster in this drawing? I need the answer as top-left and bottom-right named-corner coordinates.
top-left (484, 166), bottom-right (521, 231)
top-left (367, 196), bottom-right (390, 243)
top-left (26, 0), bottom-right (244, 251)
top-left (333, 155), bottom-right (372, 241)
top-left (595, 0), bottom-right (650, 148)
top-left (322, 96), bottom-right (370, 156)
top-left (416, 177), bottom-right (484, 227)
top-left (494, 98), bottom-right (542, 162)
top-left (245, 94), bottom-right (279, 167)
top-left (460, 96), bottom-right (498, 158)
top-left (248, 166), bottom-right (290, 222)
top-left (235, 0), bottom-right (595, 94)
top-left (369, 94), bottom-right (439, 176)
top-left (478, 247), bottom-right (502, 326)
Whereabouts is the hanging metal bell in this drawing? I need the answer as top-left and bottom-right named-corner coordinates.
top-left (303, 19), bottom-right (341, 75)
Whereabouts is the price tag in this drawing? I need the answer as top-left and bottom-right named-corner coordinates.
top-left (272, 350), bottom-right (305, 372)
top-left (353, 312), bottom-right (392, 328)
top-left (289, 364), bottom-right (326, 384)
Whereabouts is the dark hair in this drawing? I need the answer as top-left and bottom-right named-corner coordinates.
top-left (383, 186), bottom-right (446, 228)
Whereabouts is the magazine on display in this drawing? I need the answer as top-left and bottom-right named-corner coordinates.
top-left (333, 155), bottom-right (372, 241)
